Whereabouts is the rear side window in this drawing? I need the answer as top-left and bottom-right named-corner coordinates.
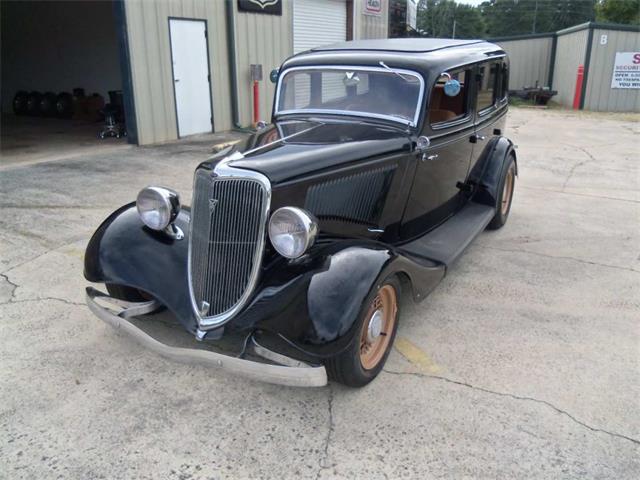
top-left (428, 69), bottom-right (470, 125)
top-left (499, 63), bottom-right (509, 100)
top-left (477, 62), bottom-right (499, 112)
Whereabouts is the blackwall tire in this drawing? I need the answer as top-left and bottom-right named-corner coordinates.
top-left (55, 92), bottom-right (73, 118)
top-left (325, 276), bottom-right (401, 387)
top-left (26, 91), bottom-right (43, 116)
top-left (39, 92), bottom-right (57, 117)
top-left (105, 283), bottom-right (165, 313)
top-left (12, 91), bottom-right (29, 115)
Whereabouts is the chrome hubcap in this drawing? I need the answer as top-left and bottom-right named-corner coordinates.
top-left (367, 309), bottom-right (383, 343)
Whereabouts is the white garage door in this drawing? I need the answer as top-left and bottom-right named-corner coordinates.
top-left (293, 0), bottom-right (347, 54)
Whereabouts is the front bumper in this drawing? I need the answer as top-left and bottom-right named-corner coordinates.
top-left (85, 287), bottom-right (327, 387)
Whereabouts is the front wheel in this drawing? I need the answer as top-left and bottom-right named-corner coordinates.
top-left (325, 277), bottom-right (400, 387)
top-left (487, 155), bottom-right (516, 230)
top-left (105, 283), bottom-right (165, 313)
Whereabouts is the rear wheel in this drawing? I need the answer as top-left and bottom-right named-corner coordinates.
top-left (487, 155), bottom-right (516, 230)
top-left (325, 277), bottom-right (400, 387)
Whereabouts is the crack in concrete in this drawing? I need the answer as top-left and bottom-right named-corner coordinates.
top-left (1, 204), bottom-right (112, 210)
top-left (315, 384), bottom-right (335, 480)
top-left (0, 272), bottom-right (19, 299)
top-left (0, 272), bottom-right (84, 308)
top-left (519, 185), bottom-right (640, 204)
top-left (1, 235), bottom-right (88, 276)
top-left (2, 297), bottom-right (85, 307)
top-left (477, 245), bottom-right (640, 274)
top-left (382, 369), bottom-right (640, 446)
top-left (561, 144), bottom-right (597, 192)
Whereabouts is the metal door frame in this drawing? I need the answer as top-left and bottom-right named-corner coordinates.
top-left (168, 17), bottom-right (215, 138)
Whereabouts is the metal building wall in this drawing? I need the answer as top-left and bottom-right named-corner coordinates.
top-left (495, 36), bottom-right (553, 89)
top-left (353, 0), bottom-right (388, 39)
top-left (124, 0), bottom-right (232, 145)
top-left (552, 26), bottom-right (589, 107)
top-left (233, 1), bottom-right (293, 126)
top-left (584, 28), bottom-right (640, 112)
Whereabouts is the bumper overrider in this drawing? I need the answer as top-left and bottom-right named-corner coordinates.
top-left (86, 287), bottom-right (327, 387)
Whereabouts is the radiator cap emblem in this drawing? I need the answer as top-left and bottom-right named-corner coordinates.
top-left (208, 198), bottom-right (219, 213)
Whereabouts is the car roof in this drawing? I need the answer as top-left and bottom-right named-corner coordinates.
top-left (281, 38), bottom-right (506, 80)
top-left (311, 38), bottom-right (486, 53)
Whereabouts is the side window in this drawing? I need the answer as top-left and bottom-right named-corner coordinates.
top-left (477, 62), bottom-right (499, 112)
top-left (428, 69), bottom-right (470, 125)
top-left (499, 63), bottom-right (509, 100)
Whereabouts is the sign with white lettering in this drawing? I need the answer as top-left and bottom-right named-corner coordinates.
top-left (610, 52), bottom-right (640, 89)
top-left (364, 0), bottom-right (382, 17)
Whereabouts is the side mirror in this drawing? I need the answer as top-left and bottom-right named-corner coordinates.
top-left (269, 69), bottom-right (279, 84)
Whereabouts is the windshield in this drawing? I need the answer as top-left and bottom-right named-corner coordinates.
top-left (275, 66), bottom-right (424, 127)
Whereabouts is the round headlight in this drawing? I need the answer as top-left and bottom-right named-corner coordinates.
top-left (136, 186), bottom-right (180, 231)
top-left (268, 207), bottom-right (318, 259)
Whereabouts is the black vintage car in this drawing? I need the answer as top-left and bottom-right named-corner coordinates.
top-left (85, 39), bottom-right (516, 387)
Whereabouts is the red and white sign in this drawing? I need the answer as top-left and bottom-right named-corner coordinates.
top-left (364, 0), bottom-right (382, 16)
top-left (610, 52), bottom-right (640, 89)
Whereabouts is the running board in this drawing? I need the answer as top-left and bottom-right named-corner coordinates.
top-left (399, 202), bottom-right (495, 268)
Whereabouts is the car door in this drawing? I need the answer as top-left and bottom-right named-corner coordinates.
top-left (400, 68), bottom-right (475, 240)
top-left (469, 59), bottom-right (508, 173)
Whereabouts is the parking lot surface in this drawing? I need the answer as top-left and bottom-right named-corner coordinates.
top-left (1, 108), bottom-right (638, 479)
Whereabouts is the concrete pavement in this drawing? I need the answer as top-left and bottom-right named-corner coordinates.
top-left (1, 108), bottom-right (638, 479)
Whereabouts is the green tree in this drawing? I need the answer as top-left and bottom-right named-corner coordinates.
top-left (596, 0), bottom-right (640, 24)
top-left (417, 0), bottom-right (487, 38)
top-left (481, 0), bottom-right (596, 37)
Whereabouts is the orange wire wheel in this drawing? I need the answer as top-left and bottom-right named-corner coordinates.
top-left (501, 162), bottom-right (516, 216)
top-left (359, 284), bottom-right (399, 371)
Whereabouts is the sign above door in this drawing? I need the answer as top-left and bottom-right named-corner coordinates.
top-left (238, 0), bottom-right (282, 15)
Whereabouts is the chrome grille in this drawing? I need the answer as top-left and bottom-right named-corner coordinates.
top-left (189, 168), bottom-right (269, 323)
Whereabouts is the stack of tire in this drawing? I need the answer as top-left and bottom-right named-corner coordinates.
top-left (12, 90), bottom-right (77, 118)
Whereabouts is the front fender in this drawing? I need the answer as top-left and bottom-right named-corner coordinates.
top-left (84, 203), bottom-right (197, 332)
top-left (231, 242), bottom-right (444, 358)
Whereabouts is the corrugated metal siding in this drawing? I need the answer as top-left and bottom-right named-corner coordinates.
top-left (553, 29), bottom-right (589, 107)
top-left (353, 0), bottom-right (388, 39)
top-left (584, 29), bottom-right (640, 112)
top-left (293, 0), bottom-right (346, 53)
top-left (233, 1), bottom-right (293, 127)
top-left (125, 0), bottom-right (232, 145)
top-left (496, 37), bottom-right (553, 89)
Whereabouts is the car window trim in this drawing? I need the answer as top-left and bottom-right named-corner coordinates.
top-left (476, 60), bottom-right (502, 117)
top-left (427, 66), bottom-right (473, 131)
top-left (274, 65), bottom-right (426, 128)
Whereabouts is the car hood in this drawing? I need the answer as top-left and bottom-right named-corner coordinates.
top-left (227, 119), bottom-right (412, 184)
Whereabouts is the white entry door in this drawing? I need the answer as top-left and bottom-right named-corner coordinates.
top-left (169, 19), bottom-right (212, 137)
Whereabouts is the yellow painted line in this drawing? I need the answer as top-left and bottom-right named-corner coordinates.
top-left (60, 247), bottom-right (86, 260)
top-left (394, 337), bottom-right (441, 374)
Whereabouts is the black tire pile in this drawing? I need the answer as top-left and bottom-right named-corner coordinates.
top-left (13, 90), bottom-right (74, 118)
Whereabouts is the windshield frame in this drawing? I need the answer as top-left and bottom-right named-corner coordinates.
top-left (274, 65), bottom-right (426, 128)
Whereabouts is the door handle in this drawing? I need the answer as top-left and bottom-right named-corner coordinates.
top-left (470, 134), bottom-right (486, 143)
top-left (421, 153), bottom-right (439, 162)
top-left (174, 79), bottom-right (180, 83)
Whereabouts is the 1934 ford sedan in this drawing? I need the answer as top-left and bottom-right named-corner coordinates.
top-left (84, 39), bottom-right (517, 387)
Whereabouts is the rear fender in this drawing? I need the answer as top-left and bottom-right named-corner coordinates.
top-left (470, 136), bottom-right (517, 208)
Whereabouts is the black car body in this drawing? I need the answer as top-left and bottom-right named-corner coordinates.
top-left (84, 39), bottom-right (517, 387)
